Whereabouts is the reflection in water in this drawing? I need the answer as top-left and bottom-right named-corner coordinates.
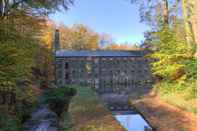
top-left (115, 114), bottom-right (152, 131)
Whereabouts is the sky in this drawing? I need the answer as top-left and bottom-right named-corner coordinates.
top-left (50, 0), bottom-right (150, 44)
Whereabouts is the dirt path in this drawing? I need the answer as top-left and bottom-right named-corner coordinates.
top-left (132, 97), bottom-right (197, 131)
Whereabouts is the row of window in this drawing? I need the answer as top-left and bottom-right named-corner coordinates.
top-left (61, 69), bottom-right (150, 76)
top-left (56, 57), bottom-right (147, 61)
top-left (57, 70), bottom-right (151, 81)
top-left (63, 78), bottom-right (153, 84)
top-left (63, 61), bottom-right (149, 66)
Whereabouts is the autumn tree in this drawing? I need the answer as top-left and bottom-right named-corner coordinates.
top-left (59, 24), bottom-right (100, 50)
top-left (0, 0), bottom-right (75, 130)
top-left (148, 27), bottom-right (190, 81)
top-left (106, 43), bottom-right (140, 50)
top-left (33, 20), bottom-right (56, 88)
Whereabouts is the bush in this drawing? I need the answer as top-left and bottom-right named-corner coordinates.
top-left (42, 85), bottom-right (77, 116)
top-left (185, 59), bottom-right (197, 80)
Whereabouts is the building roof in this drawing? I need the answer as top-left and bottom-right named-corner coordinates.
top-left (55, 50), bottom-right (144, 57)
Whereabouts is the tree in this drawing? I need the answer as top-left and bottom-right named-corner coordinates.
top-left (181, 0), bottom-right (195, 48)
top-left (190, 1), bottom-right (197, 44)
top-left (105, 43), bottom-right (140, 50)
top-left (59, 24), bottom-right (100, 50)
top-left (148, 26), bottom-right (190, 81)
top-left (34, 20), bottom-right (56, 88)
top-left (0, 12), bottom-right (45, 109)
top-left (130, 0), bottom-right (183, 29)
top-left (0, 0), bottom-right (74, 17)
top-left (181, 0), bottom-right (197, 47)
top-left (59, 24), bottom-right (73, 49)
top-left (0, 1), bottom-right (75, 130)
top-left (161, 0), bottom-right (169, 25)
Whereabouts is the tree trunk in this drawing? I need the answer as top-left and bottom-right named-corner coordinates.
top-left (190, 0), bottom-right (197, 44)
top-left (4, 0), bottom-right (9, 16)
top-left (0, 0), bottom-right (10, 17)
top-left (182, 0), bottom-right (193, 48)
top-left (162, 0), bottom-right (169, 25)
top-left (0, 0), bottom-right (4, 17)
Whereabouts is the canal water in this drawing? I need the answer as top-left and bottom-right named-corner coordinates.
top-left (110, 108), bottom-right (153, 131)
top-left (101, 94), bottom-right (153, 131)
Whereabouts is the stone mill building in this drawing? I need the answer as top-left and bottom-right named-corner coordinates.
top-left (54, 30), bottom-right (153, 94)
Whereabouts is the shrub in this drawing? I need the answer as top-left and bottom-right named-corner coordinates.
top-left (42, 85), bottom-right (77, 116)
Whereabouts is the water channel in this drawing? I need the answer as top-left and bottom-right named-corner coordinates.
top-left (109, 107), bottom-right (153, 131)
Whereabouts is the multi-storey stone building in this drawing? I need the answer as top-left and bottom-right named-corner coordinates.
top-left (55, 50), bottom-right (153, 94)
top-left (54, 29), bottom-right (153, 94)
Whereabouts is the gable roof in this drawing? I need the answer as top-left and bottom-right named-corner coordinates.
top-left (55, 50), bottom-right (143, 57)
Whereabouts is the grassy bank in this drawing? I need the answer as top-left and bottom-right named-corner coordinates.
top-left (154, 81), bottom-right (197, 115)
top-left (60, 86), bottom-right (124, 131)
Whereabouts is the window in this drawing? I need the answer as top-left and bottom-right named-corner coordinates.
top-left (94, 58), bottom-right (99, 64)
top-left (65, 62), bottom-right (69, 69)
top-left (86, 63), bottom-right (92, 74)
top-left (65, 73), bottom-right (69, 80)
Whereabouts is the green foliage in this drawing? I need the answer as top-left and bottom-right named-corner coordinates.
top-left (0, 1), bottom-right (73, 130)
top-left (148, 27), bottom-right (190, 81)
top-left (0, 10), bottom-right (48, 130)
top-left (0, 100), bottom-right (38, 131)
top-left (15, 101), bottom-right (38, 123)
top-left (147, 26), bottom-right (197, 115)
top-left (0, 45), bottom-right (18, 84)
top-left (0, 16), bottom-right (41, 122)
top-left (154, 81), bottom-right (185, 95)
top-left (59, 112), bottom-right (74, 130)
top-left (69, 86), bottom-right (100, 113)
top-left (184, 80), bottom-right (197, 100)
top-left (185, 59), bottom-right (197, 80)
top-left (41, 85), bottom-right (77, 115)
top-left (0, 108), bottom-right (20, 131)
top-left (0, 14), bottom-right (39, 86)
top-left (155, 80), bottom-right (197, 114)
top-left (133, 0), bottom-right (197, 115)
top-left (0, 0), bottom-right (74, 17)
top-left (42, 86), bottom-right (77, 104)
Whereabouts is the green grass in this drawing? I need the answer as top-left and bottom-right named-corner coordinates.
top-left (59, 86), bottom-right (124, 131)
top-left (155, 81), bottom-right (197, 115)
top-left (69, 86), bottom-right (100, 114)
top-left (160, 93), bottom-right (197, 114)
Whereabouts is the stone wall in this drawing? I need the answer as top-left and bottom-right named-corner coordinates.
top-left (55, 56), bottom-right (153, 94)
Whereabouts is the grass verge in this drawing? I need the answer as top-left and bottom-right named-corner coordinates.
top-left (154, 81), bottom-right (197, 115)
top-left (59, 86), bottom-right (124, 131)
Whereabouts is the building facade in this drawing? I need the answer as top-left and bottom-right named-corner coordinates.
top-left (55, 50), bottom-right (153, 94)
